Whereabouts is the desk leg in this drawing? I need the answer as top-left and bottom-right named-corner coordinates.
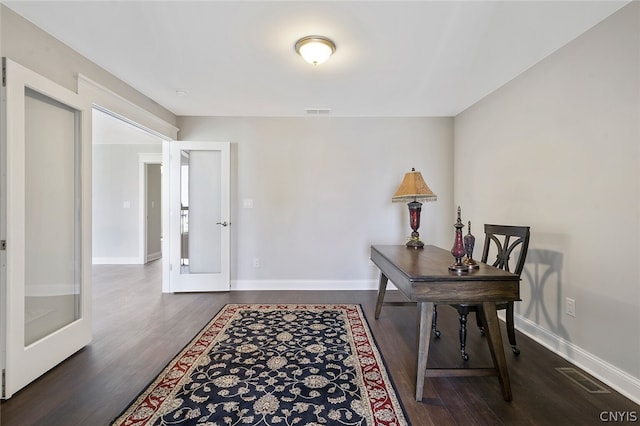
top-left (416, 301), bottom-right (433, 401)
top-left (374, 273), bottom-right (388, 320)
top-left (480, 302), bottom-right (512, 402)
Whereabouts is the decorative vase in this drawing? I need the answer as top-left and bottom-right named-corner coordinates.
top-left (449, 206), bottom-right (469, 272)
top-left (464, 221), bottom-right (479, 269)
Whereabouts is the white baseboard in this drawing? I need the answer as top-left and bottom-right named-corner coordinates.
top-left (514, 314), bottom-right (640, 405)
top-left (231, 279), bottom-right (378, 291)
top-left (145, 252), bottom-right (162, 262)
top-left (92, 257), bottom-right (142, 265)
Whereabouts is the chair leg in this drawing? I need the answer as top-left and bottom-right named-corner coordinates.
top-left (475, 310), bottom-right (485, 335)
top-left (459, 311), bottom-right (469, 361)
top-left (506, 302), bottom-right (520, 355)
top-left (432, 305), bottom-right (441, 337)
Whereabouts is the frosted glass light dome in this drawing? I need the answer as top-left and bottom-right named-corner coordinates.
top-left (295, 36), bottom-right (336, 65)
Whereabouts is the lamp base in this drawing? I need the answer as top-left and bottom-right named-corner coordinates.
top-left (406, 239), bottom-right (424, 249)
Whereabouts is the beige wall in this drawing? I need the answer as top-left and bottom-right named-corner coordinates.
top-left (178, 116), bottom-right (454, 283)
top-left (454, 2), bottom-right (639, 398)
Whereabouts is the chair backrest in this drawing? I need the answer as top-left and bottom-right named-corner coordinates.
top-left (480, 224), bottom-right (531, 276)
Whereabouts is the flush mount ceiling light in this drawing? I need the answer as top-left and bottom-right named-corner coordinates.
top-left (295, 36), bottom-right (336, 65)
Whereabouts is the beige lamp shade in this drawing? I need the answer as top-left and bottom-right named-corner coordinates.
top-left (392, 168), bottom-right (437, 203)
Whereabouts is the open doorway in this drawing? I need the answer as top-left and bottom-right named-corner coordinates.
top-left (142, 160), bottom-right (162, 263)
top-left (92, 108), bottom-right (164, 264)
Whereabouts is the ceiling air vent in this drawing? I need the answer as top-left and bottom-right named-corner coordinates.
top-left (304, 108), bottom-right (331, 115)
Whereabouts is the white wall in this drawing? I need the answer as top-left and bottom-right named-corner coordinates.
top-left (92, 143), bottom-right (161, 263)
top-left (454, 2), bottom-right (639, 402)
top-left (178, 117), bottom-right (454, 287)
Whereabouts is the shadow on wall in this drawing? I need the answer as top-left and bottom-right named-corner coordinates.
top-left (519, 248), bottom-right (570, 350)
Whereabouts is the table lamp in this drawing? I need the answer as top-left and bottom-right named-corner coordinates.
top-left (392, 168), bottom-right (437, 248)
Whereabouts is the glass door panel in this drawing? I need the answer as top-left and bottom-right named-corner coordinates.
top-left (24, 88), bottom-right (80, 346)
top-left (182, 150), bottom-right (222, 274)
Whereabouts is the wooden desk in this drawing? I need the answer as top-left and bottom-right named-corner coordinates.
top-left (371, 245), bottom-right (519, 402)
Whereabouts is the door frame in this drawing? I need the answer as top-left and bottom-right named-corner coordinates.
top-left (1, 58), bottom-right (92, 398)
top-left (162, 141), bottom-right (231, 293)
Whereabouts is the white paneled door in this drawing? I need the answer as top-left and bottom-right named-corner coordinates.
top-left (1, 58), bottom-right (92, 398)
top-left (162, 141), bottom-right (230, 292)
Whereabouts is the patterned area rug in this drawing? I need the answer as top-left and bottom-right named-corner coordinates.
top-left (112, 304), bottom-right (409, 426)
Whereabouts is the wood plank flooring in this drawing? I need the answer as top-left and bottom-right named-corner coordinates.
top-left (1, 260), bottom-right (638, 425)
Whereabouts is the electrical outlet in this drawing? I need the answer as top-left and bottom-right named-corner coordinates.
top-left (253, 257), bottom-right (260, 268)
top-left (566, 297), bottom-right (576, 317)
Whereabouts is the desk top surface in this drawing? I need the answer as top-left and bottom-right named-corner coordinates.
top-left (371, 245), bottom-right (518, 282)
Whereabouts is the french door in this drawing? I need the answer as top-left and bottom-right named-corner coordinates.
top-left (162, 141), bottom-right (230, 292)
top-left (1, 58), bottom-right (92, 398)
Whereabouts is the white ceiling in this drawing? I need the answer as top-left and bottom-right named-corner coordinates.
top-left (4, 1), bottom-right (629, 117)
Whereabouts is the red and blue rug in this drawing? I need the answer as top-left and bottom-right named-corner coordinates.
top-left (112, 304), bottom-right (409, 426)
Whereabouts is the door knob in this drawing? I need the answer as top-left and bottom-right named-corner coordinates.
top-left (216, 221), bottom-right (230, 227)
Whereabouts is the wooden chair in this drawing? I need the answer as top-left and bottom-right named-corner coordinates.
top-left (433, 224), bottom-right (530, 360)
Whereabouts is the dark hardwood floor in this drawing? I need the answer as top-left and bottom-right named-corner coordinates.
top-left (1, 260), bottom-right (638, 425)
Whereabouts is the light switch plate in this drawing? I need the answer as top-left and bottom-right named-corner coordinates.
top-left (566, 298), bottom-right (576, 317)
